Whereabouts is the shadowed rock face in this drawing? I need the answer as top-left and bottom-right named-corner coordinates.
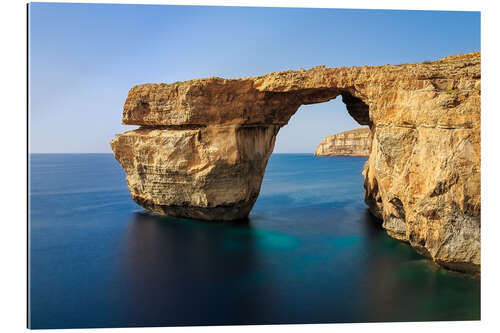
top-left (111, 52), bottom-right (480, 274)
top-left (315, 128), bottom-right (371, 156)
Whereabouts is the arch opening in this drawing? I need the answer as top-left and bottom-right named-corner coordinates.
top-left (273, 95), bottom-right (368, 154)
top-left (274, 87), bottom-right (372, 128)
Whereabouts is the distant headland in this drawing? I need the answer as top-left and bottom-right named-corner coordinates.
top-left (314, 128), bottom-right (371, 156)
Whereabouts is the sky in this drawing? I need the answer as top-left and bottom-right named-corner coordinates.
top-left (28, 3), bottom-right (480, 153)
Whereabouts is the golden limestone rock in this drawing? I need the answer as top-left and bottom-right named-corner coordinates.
top-left (315, 128), bottom-right (371, 156)
top-left (111, 52), bottom-right (480, 274)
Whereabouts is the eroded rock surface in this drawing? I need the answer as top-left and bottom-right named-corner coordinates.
top-left (315, 128), bottom-right (371, 156)
top-left (111, 125), bottom-right (278, 220)
top-left (111, 52), bottom-right (480, 274)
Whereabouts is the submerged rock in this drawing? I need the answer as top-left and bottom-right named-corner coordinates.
top-left (111, 52), bottom-right (480, 274)
top-left (315, 128), bottom-right (371, 156)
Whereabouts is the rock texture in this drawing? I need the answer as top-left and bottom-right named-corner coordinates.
top-left (315, 128), bottom-right (371, 156)
top-left (111, 125), bottom-right (278, 220)
top-left (111, 52), bottom-right (480, 274)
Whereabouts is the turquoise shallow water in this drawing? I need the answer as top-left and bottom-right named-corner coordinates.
top-left (28, 153), bottom-right (480, 329)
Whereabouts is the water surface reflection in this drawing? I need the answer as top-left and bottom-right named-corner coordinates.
top-left (29, 154), bottom-right (479, 328)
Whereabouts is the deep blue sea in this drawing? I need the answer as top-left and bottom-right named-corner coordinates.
top-left (28, 154), bottom-right (480, 329)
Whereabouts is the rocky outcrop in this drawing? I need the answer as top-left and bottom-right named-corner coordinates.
top-left (110, 125), bottom-right (278, 220)
top-left (315, 128), bottom-right (371, 156)
top-left (111, 52), bottom-right (480, 274)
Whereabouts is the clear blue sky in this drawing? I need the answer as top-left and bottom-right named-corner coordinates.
top-left (29, 3), bottom-right (480, 153)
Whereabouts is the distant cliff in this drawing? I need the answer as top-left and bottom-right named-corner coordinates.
top-left (314, 128), bottom-right (371, 156)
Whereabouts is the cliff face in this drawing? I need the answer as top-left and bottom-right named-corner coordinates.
top-left (111, 52), bottom-right (480, 274)
top-left (315, 128), bottom-right (371, 156)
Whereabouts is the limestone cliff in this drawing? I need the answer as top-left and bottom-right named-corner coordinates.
top-left (315, 128), bottom-right (371, 156)
top-left (111, 52), bottom-right (480, 274)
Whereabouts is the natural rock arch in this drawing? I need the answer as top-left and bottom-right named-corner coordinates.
top-left (111, 52), bottom-right (480, 274)
top-left (112, 79), bottom-right (372, 220)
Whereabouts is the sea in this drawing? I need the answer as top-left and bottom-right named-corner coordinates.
top-left (28, 153), bottom-right (480, 329)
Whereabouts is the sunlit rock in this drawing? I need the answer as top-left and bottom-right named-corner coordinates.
top-left (315, 128), bottom-right (371, 156)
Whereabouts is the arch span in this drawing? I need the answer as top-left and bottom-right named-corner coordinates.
top-left (111, 52), bottom-right (481, 273)
top-left (112, 77), bottom-right (371, 221)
